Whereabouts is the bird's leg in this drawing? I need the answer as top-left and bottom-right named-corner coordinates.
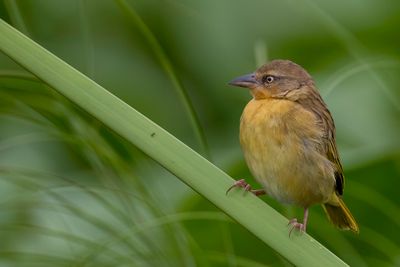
top-left (226, 179), bottom-right (266, 196)
top-left (288, 208), bottom-right (309, 236)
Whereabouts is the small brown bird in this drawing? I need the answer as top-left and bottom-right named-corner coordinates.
top-left (227, 59), bottom-right (358, 234)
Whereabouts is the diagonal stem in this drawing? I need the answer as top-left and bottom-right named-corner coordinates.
top-left (114, 0), bottom-right (210, 159)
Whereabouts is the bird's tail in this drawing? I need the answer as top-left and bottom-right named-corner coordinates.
top-left (322, 198), bottom-right (359, 233)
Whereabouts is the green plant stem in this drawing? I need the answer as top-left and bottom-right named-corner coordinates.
top-left (114, 0), bottom-right (210, 159)
top-left (0, 19), bottom-right (348, 267)
top-left (3, 0), bottom-right (29, 36)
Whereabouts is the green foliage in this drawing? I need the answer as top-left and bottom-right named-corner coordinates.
top-left (0, 1), bottom-right (400, 266)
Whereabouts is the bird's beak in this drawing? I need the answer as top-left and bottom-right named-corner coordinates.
top-left (229, 73), bottom-right (258, 88)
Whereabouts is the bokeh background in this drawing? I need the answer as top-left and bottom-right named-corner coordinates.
top-left (1, 0), bottom-right (400, 266)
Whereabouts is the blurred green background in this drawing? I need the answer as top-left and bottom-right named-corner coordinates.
top-left (1, 0), bottom-right (400, 266)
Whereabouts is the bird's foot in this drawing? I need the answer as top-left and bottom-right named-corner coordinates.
top-left (226, 179), bottom-right (266, 196)
top-left (288, 218), bottom-right (306, 237)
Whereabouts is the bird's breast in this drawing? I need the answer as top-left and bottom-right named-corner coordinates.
top-left (240, 98), bottom-right (335, 207)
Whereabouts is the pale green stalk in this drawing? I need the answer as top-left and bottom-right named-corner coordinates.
top-left (114, 0), bottom-right (209, 158)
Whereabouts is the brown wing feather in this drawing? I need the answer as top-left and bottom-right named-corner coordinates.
top-left (294, 84), bottom-right (344, 196)
top-left (326, 129), bottom-right (344, 196)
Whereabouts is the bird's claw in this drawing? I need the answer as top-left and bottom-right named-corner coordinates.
top-left (226, 179), bottom-right (252, 195)
top-left (288, 218), bottom-right (306, 237)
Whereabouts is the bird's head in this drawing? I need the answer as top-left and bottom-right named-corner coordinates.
top-left (229, 59), bottom-right (314, 100)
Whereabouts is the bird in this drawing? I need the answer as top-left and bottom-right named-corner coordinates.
top-left (226, 59), bottom-right (359, 234)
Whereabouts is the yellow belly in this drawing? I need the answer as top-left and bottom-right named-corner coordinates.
top-left (240, 98), bottom-right (335, 207)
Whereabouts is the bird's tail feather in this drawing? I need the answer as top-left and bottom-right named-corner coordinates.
top-left (322, 198), bottom-right (359, 233)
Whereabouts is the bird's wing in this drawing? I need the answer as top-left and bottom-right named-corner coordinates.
top-left (316, 97), bottom-right (345, 196)
top-left (325, 129), bottom-right (344, 196)
top-left (297, 87), bottom-right (345, 196)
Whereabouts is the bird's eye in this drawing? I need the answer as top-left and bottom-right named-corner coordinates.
top-left (264, 75), bottom-right (274, 84)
